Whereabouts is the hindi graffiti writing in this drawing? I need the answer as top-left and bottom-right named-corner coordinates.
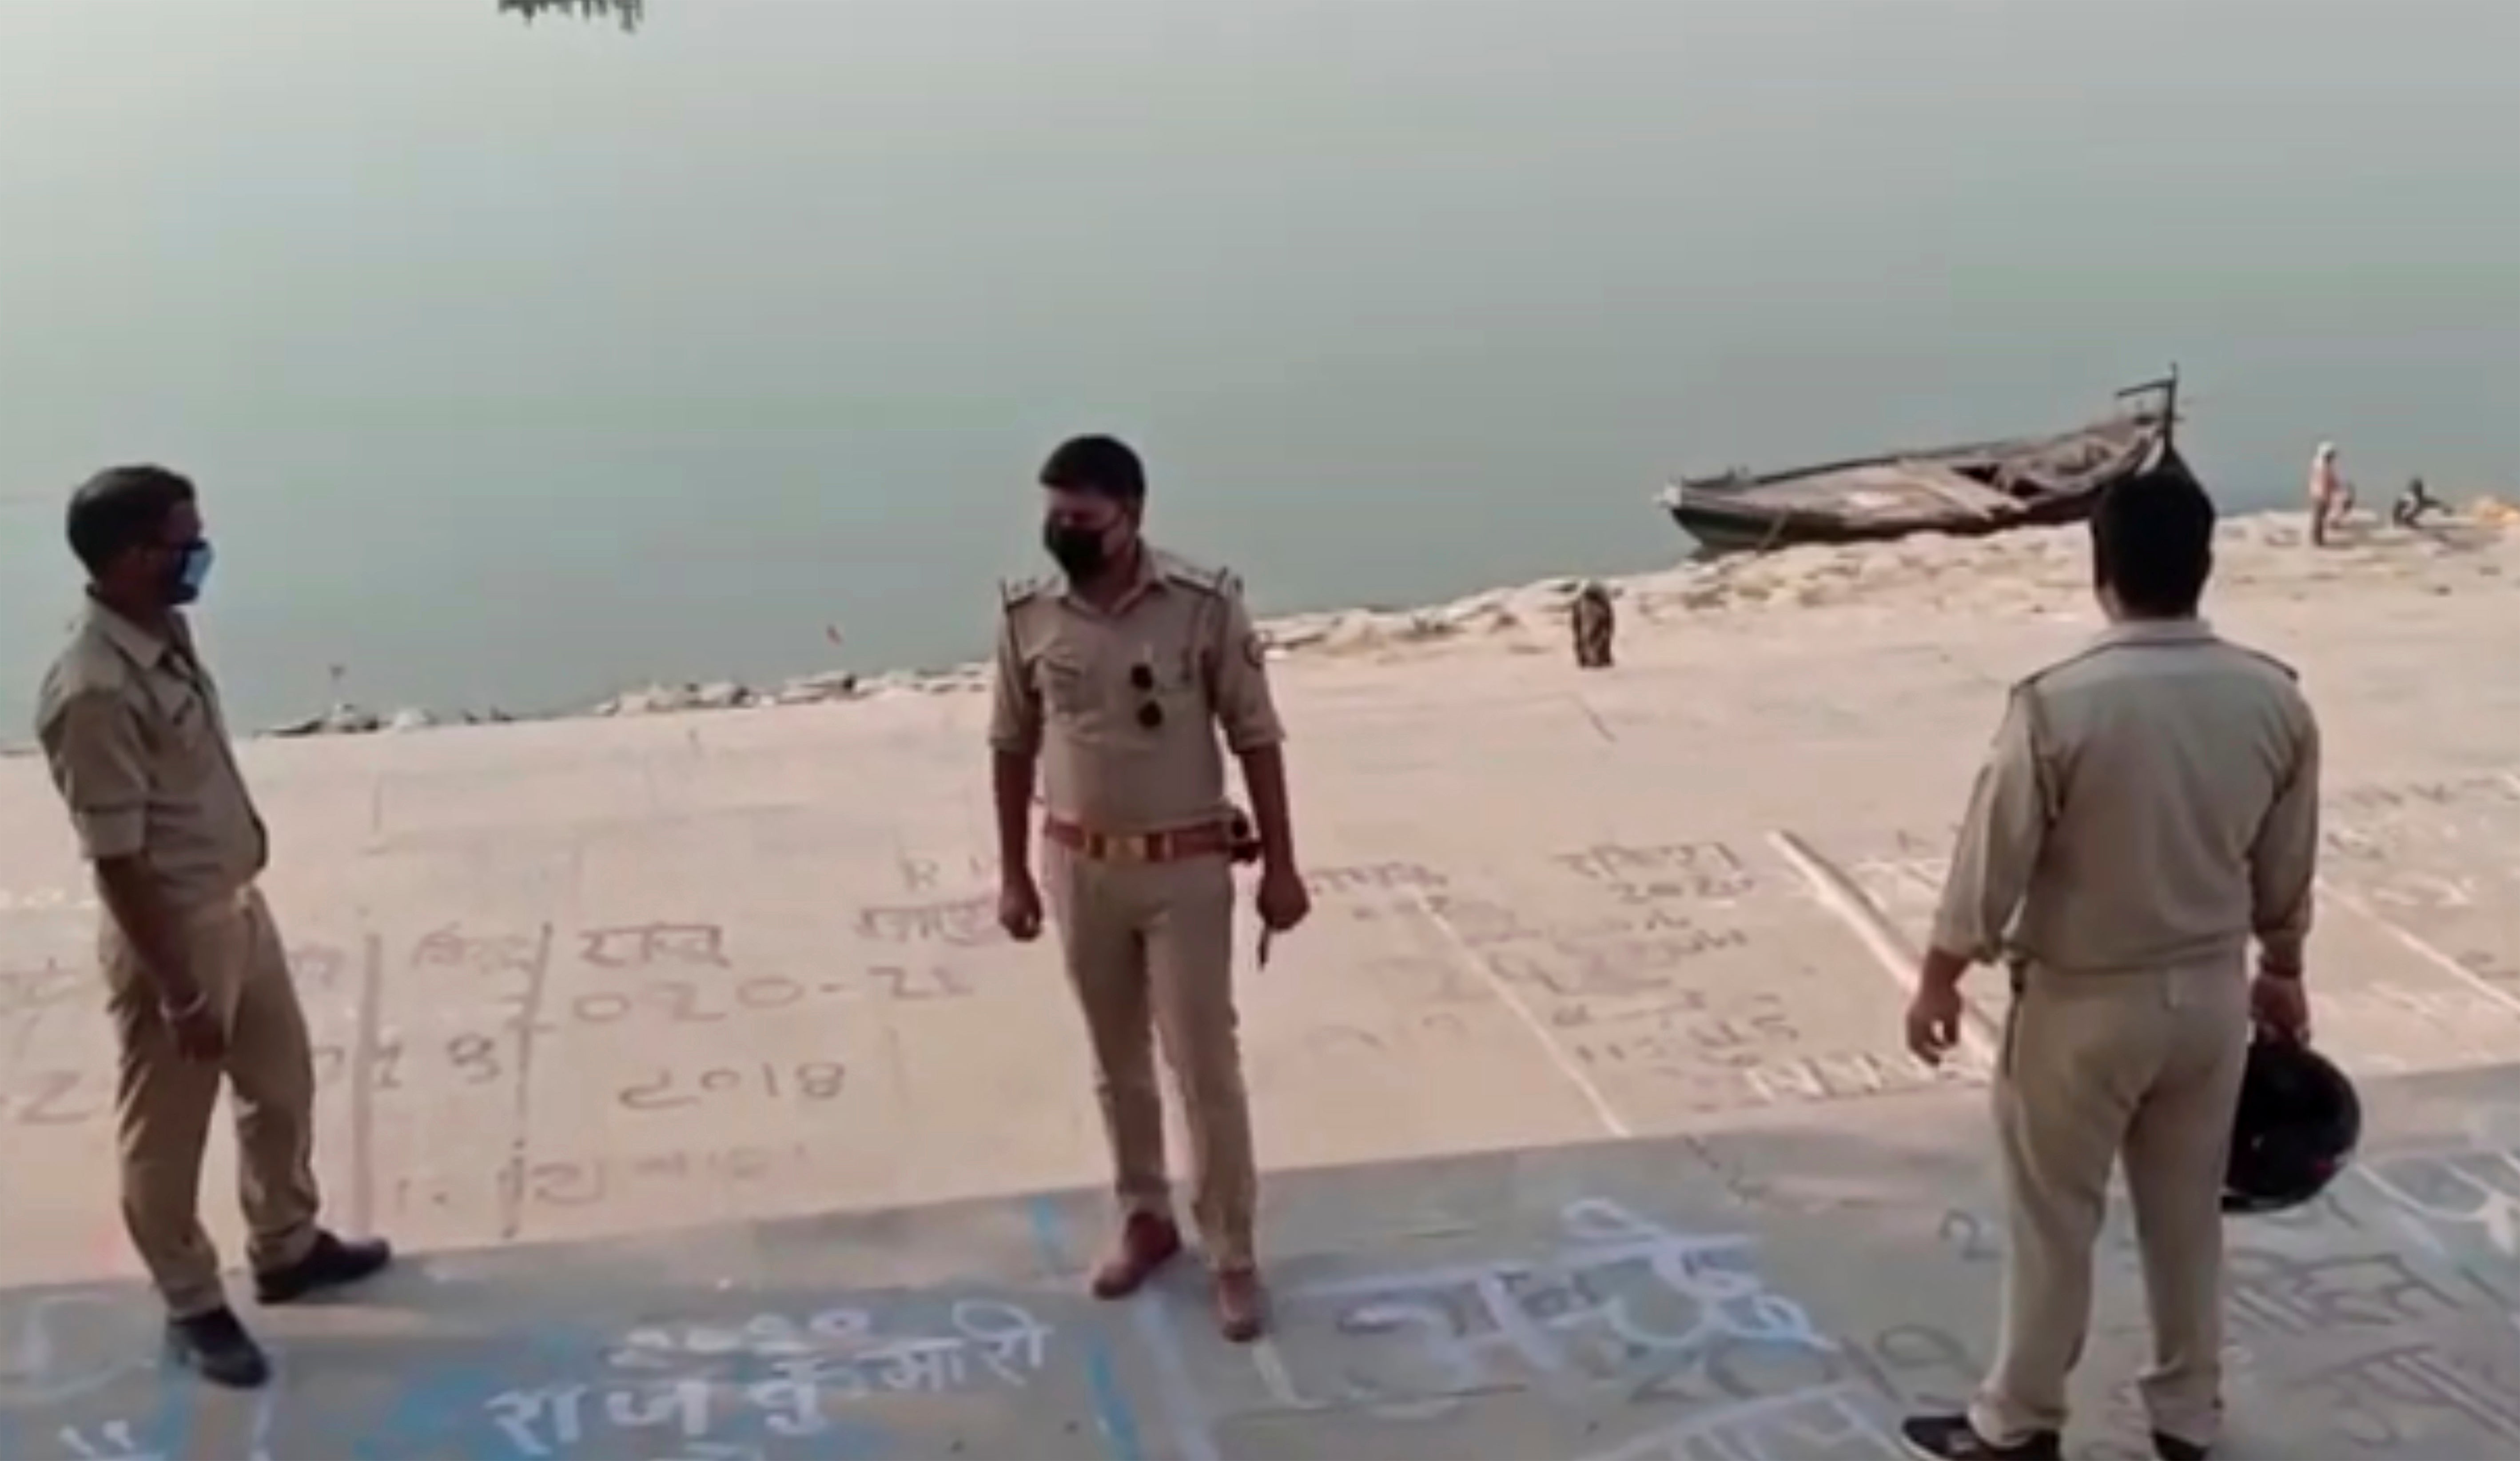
top-left (1554, 842), bottom-right (1756, 905)
top-left (391, 1143), bottom-right (816, 1218)
top-left (0, 962), bottom-right (85, 1019)
top-left (286, 941), bottom-right (352, 993)
top-left (1563, 997), bottom-right (1800, 1071)
top-left (568, 966), bottom-right (971, 1026)
top-left (580, 922), bottom-right (730, 969)
top-left (1403, 893), bottom-right (1706, 947)
top-left (1743, 1046), bottom-right (1990, 1106)
top-left (0, 886), bottom-right (99, 915)
top-left (0, 1070), bottom-right (102, 1128)
top-left (311, 1033), bottom-right (505, 1093)
top-left (1936, 1210), bottom-right (2001, 1265)
top-left (1306, 862), bottom-right (1449, 898)
top-left (2355, 1146), bottom-right (2520, 1259)
top-left (411, 922), bottom-right (557, 978)
top-left (1296, 1011), bottom-right (1474, 1062)
top-left (896, 851), bottom-right (998, 894)
top-left (488, 1298), bottom-right (1051, 1454)
top-left (1582, 1385), bottom-right (1891, 1461)
top-left (2290, 1341), bottom-right (2520, 1447)
top-left (0, 1292), bottom-right (158, 1410)
top-left (852, 898), bottom-right (1003, 947)
top-left (2330, 772), bottom-right (2520, 817)
top-left (617, 1061), bottom-right (846, 1113)
top-left (1258, 1198), bottom-right (1836, 1424)
top-left (2224, 1248), bottom-right (2471, 1337)
top-left (1485, 926), bottom-right (1754, 1001)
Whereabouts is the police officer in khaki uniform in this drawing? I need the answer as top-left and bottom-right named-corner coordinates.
top-left (988, 435), bottom-right (1310, 1341)
top-left (1899, 474), bottom-right (2318, 1461)
top-left (34, 466), bottom-right (391, 1388)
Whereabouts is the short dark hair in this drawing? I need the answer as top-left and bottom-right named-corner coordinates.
top-left (66, 465), bottom-right (196, 577)
top-left (1039, 435), bottom-right (1146, 503)
top-left (2090, 472), bottom-right (2215, 617)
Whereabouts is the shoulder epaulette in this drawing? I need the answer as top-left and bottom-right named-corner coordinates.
top-left (2012, 639), bottom-right (2153, 695)
top-left (1155, 552), bottom-right (1238, 598)
top-left (2233, 646), bottom-right (2301, 682)
top-left (999, 576), bottom-right (1052, 612)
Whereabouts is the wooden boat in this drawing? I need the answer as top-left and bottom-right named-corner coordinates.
top-left (1657, 371), bottom-right (2194, 554)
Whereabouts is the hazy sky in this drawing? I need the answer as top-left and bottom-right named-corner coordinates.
top-left (3, 0), bottom-right (2514, 725)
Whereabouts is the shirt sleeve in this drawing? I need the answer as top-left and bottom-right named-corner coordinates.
top-left (1931, 685), bottom-right (2056, 964)
top-left (2248, 696), bottom-right (2321, 971)
top-left (1207, 584), bottom-right (1286, 754)
top-left (37, 687), bottom-right (151, 861)
top-left (986, 608), bottom-right (1043, 756)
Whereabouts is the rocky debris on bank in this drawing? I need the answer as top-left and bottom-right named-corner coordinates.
top-left (264, 702), bottom-right (511, 738)
top-left (252, 504), bottom-right (2516, 739)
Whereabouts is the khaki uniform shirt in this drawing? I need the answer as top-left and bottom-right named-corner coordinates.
top-left (34, 601), bottom-right (270, 912)
top-left (1932, 619), bottom-right (2321, 976)
top-left (988, 547), bottom-right (1286, 834)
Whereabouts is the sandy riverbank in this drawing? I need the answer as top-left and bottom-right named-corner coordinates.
top-left (4, 493), bottom-right (2517, 1285)
top-left (5, 493), bottom-right (2520, 1459)
top-left (243, 503), bottom-right (2516, 735)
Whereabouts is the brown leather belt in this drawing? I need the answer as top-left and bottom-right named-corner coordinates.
top-left (1044, 818), bottom-right (1230, 864)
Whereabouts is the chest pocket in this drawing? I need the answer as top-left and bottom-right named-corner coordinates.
top-left (1037, 647), bottom-right (1101, 720)
top-left (1140, 647), bottom-right (1210, 729)
top-left (140, 668), bottom-right (226, 793)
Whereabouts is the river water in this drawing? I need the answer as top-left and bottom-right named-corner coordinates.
top-left (3, 0), bottom-right (2513, 728)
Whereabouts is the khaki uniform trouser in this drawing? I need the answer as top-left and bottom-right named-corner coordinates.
top-left (1972, 959), bottom-right (2250, 1451)
top-left (1045, 842), bottom-right (1257, 1269)
top-left (103, 886), bottom-right (322, 1319)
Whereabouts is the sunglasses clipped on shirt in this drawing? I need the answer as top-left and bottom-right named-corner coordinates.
top-left (1129, 663), bottom-right (1163, 729)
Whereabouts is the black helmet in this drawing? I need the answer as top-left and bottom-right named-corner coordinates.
top-left (2224, 1038), bottom-right (2361, 1214)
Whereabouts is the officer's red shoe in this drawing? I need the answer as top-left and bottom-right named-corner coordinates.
top-left (1212, 1268), bottom-right (1266, 1343)
top-left (1089, 1212), bottom-right (1180, 1299)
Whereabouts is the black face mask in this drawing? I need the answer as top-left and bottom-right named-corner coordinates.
top-left (1043, 520), bottom-right (1113, 579)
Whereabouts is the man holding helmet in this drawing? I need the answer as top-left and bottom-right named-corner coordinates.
top-left (1899, 472), bottom-right (2320, 1461)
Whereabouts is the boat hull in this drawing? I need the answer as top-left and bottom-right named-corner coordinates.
top-left (1663, 395), bottom-right (2197, 557)
top-left (1667, 460), bottom-right (2165, 553)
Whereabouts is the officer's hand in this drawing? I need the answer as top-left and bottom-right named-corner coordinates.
top-left (2251, 971), bottom-right (2311, 1045)
top-left (998, 873), bottom-right (1044, 943)
top-left (1255, 863), bottom-right (1311, 934)
top-left (1904, 981), bottom-right (1964, 1067)
top-left (166, 1003), bottom-right (227, 1063)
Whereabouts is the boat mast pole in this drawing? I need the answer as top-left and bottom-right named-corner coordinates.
top-left (2115, 363), bottom-right (2181, 451)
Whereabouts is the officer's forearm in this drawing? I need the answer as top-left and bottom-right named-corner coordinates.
top-left (991, 751), bottom-right (1038, 882)
top-left (1237, 746), bottom-right (1298, 872)
top-left (92, 856), bottom-right (201, 1008)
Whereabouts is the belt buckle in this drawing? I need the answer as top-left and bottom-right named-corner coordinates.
top-left (1110, 835), bottom-right (1149, 864)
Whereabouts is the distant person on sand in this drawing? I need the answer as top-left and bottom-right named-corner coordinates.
top-left (1572, 581), bottom-right (1616, 668)
top-left (2307, 440), bottom-right (2352, 545)
top-left (32, 466), bottom-right (392, 1389)
top-left (986, 434), bottom-right (1311, 1341)
top-left (1899, 474), bottom-right (2320, 1461)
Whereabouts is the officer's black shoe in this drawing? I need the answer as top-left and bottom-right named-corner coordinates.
top-left (1899, 1415), bottom-right (2064, 1461)
top-left (2154, 1433), bottom-right (2209, 1461)
top-left (166, 1307), bottom-right (272, 1389)
top-left (254, 1229), bottom-right (394, 1305)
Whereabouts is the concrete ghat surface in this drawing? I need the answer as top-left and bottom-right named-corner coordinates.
top-left (0, 567), bottom-right (2516, 1456)
top-left (0, 1074), bottom-right (2516, 1459)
